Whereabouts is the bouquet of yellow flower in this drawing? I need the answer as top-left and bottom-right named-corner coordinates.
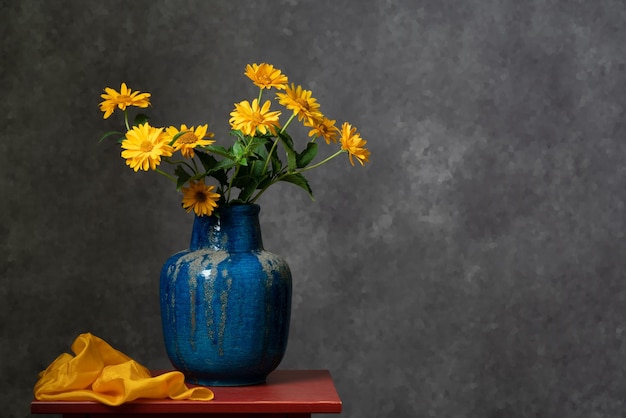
top-left (99, 63), bottom-right (370, 216)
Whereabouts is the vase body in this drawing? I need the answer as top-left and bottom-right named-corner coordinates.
top-left (160, 204), bottom-right (292, 386)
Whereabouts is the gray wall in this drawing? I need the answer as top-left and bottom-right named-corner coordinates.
top-left (2, 1), bottom-right (626, 417)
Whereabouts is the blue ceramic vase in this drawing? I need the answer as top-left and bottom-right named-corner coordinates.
top-left (159, 204), bottom-right (292, 386)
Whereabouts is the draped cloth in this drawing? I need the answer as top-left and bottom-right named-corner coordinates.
top-left (34, 332), bottom-right (214, 405)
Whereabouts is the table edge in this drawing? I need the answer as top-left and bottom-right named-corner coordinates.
top-left (31, 369), bottom-right (342, 414)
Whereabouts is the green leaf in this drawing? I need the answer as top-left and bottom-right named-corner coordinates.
top-left (168, 130), bottom-right (188, 146)
top-left (296, 142), bottom-right (318, 168)
top-left (211, 170), bottom-right (229, 187)
top-left (133, 113), bottom-right (150, 126)
top-left (271, 152), bottom-right (282, 174)
top-left (238, 179), bottom-right (259, 202)
top-left (189, 172), bottom-right (208, 182)
top-left (286, 150), bottom-right (297, 172)
top-left (278, 130), bottom-right (294, 148)
top-left (250, 159), bottom-right (264, 178)
top-left (205, 145), bottom-right (236, 160)
top-left (195, 151), bottom-right (219, 171)
top-left (250, 137), bottom-right (270, 155)
top-left (280, 173), bottom-right (314, 200)
top-left (257, 176), bottom-right (274, 190)
top-left (174, 165), bottom-right (192, 190)
top-left (231, 164), bottom-right (249, 188)
top-left (195, 152), bottom-right (233, 186)
top-left (232, 141), bottom-right (245, 160)
top-left (253, 145), bottom-right (269, 161)
top-left (229, 129), bottom-right (246, 142)
top-left (210, 158), bottom-right (237, 172)
top-left (278, 132), bottom-right (297, 172)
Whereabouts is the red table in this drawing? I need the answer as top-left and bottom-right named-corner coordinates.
top-left (31, 370), bottom-right (342, 417)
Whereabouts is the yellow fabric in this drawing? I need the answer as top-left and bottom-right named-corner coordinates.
top-left (34, 332), bottom-right (214, 405)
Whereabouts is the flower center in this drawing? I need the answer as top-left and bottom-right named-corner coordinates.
top-left (259, 75), bottom-right (272, 84)
top-left (140, 141), bottom-right (154, 152)
top-left (250, 111), bottom-right (264, 124)
top-left (118, 94), bottom-right (132, 102)
top-left (177, 131), bottom-right (199, 145)
top-left (296, 98), bottom-right (310, 111)
top-left (195, 191), bottom-right (207, 202)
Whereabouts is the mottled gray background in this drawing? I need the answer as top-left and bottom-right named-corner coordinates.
top-left (2, 0), bottom-right (626, 417)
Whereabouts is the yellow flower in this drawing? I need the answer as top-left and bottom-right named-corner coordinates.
top-left (244, 63), bottom-right (288, 90)
top-left (165, 124), bottom-right (215, 158)
top-left (276, 84), bottom-right (323, 125)
top-left (229, 99), bottom-right (281, 136)
top-left (181, 181), bottom-right (220, 217)
top-left (99, 83), bottom-right (151, 119)
top-left (121, 123), bottom-right (173, 171)
top-left (307, 117), bottom-right (339, 144)
top-left (340, 122), bottom-right (370, 167)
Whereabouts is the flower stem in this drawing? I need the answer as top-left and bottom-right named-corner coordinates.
top-left (155, 168), bottom-right (177, 183)
top-left (164, 158), bottom-right (195, 174)
top-left (280, 113), bottom-right (297, 134)
top-left (252, 149), bottom-right (345, 204)
top-left (249, 178), bottom-right (275, 204)
top-left (297, 149), bottom-right (345, 173)
top-left (124, 110), bottom-right (130, 131)
top-left (261, 138), bottom-right (279, 175)
top-left (226, 164), bottom-right (241, 203)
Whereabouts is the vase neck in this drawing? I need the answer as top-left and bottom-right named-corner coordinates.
top-left (190, 204), bottom-right (264, 252)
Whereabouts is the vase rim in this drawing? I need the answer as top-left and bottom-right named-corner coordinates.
top-left (197, 203), bottom-right (260, 219)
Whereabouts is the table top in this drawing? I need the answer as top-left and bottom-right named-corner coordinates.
top-left (31, 369), bottom-right (342, 414)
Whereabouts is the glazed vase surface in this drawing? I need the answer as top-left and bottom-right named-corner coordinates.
top-left (160, 204), bottom-right (292, 386)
